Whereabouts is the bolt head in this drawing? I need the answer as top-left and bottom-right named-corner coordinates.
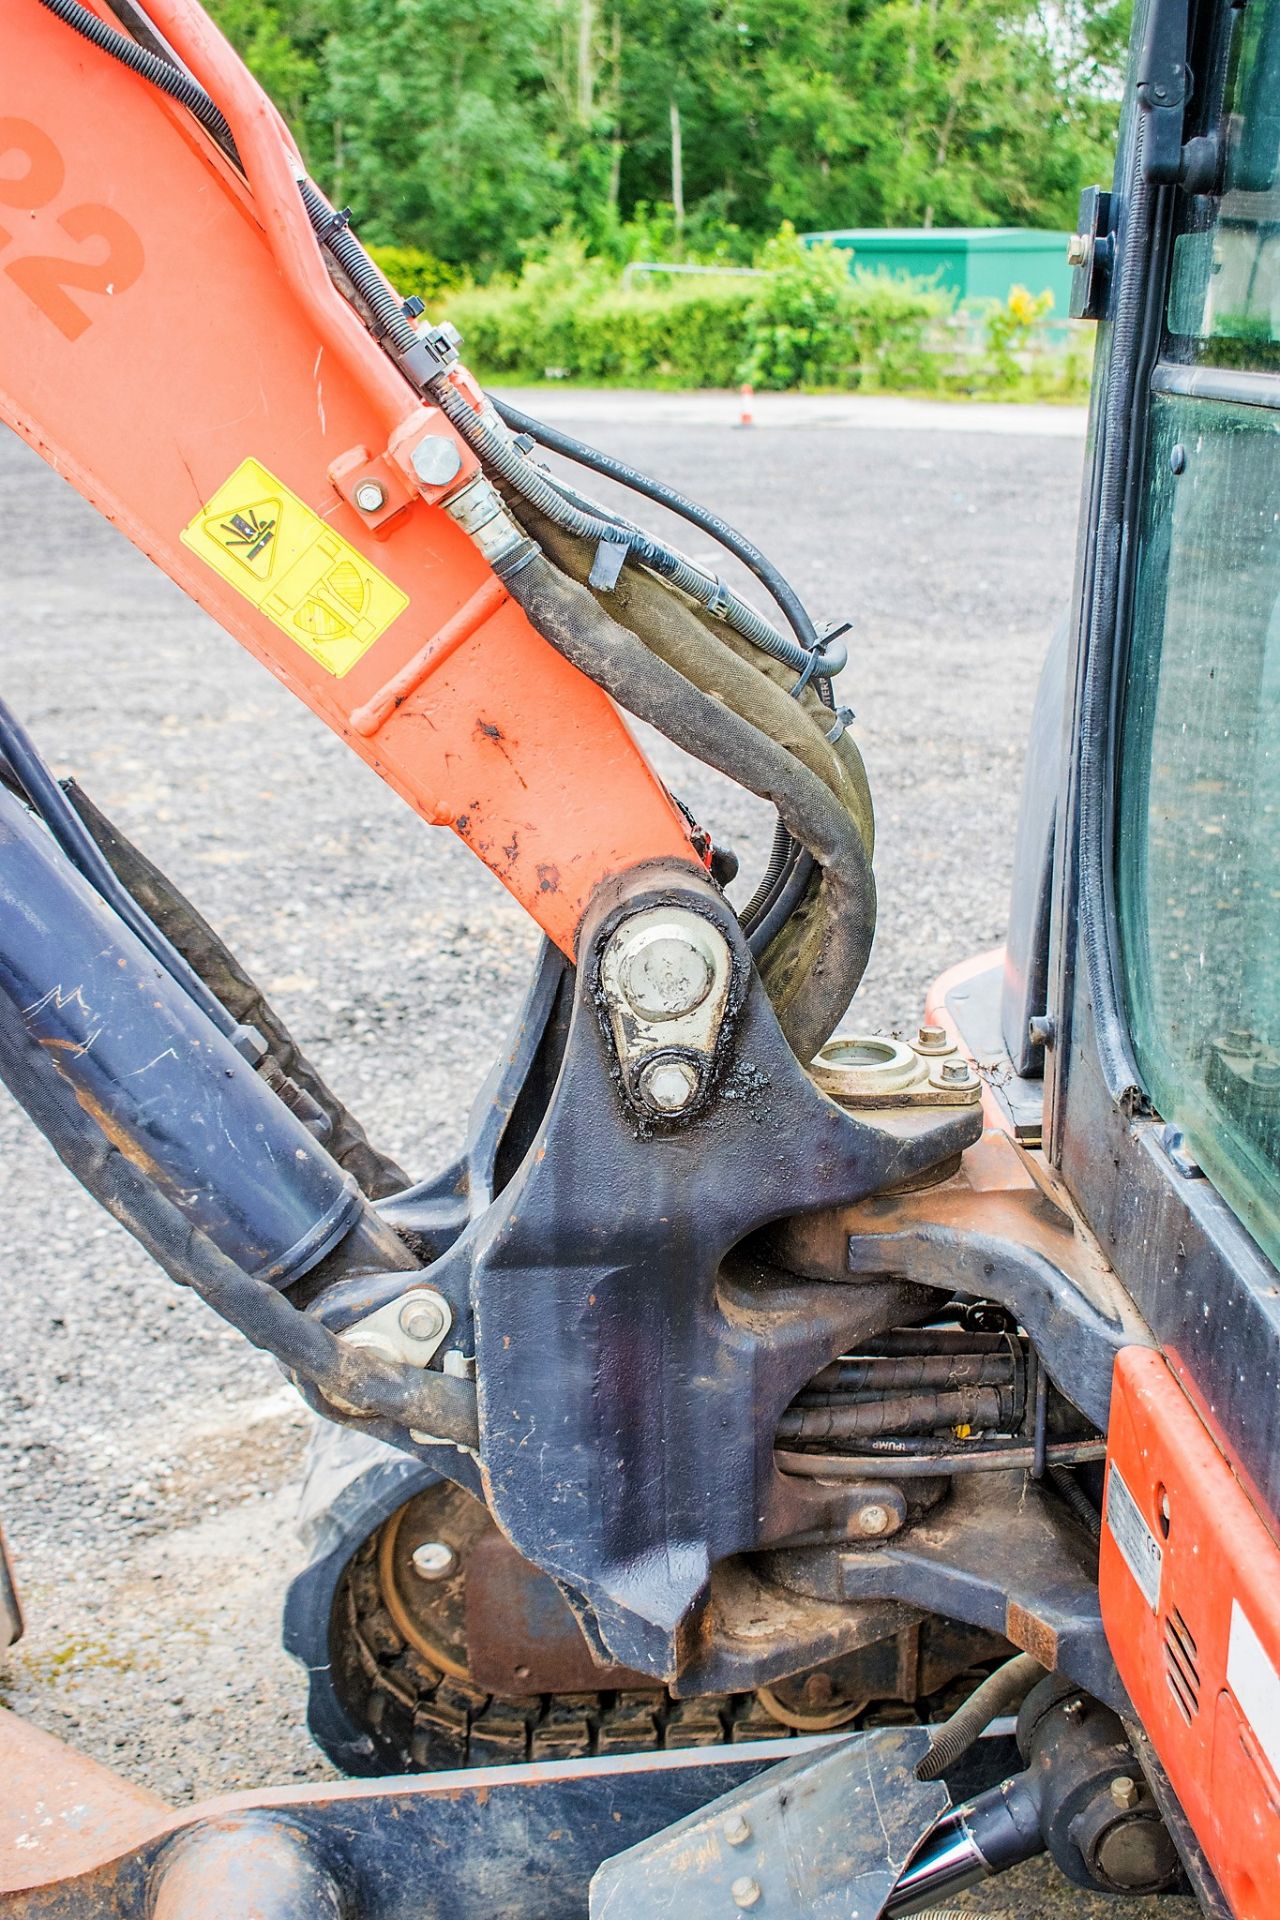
top-left (411, 1540), bottom-right (457, 1581)
top-left (638, 1057), bottom-right (700, 1114)
top-left (1110, 1774), bottom-right (1140, 1810)
top-left (858, 1502), bottom-right (893, 1536)
top-left (354, 478), bottom-right (387, 512)
top-left (1067, 233), bottom-right (1092, 269)
top-left (730, 1877), bottom-right (761, 1909)
top-left (411, 434), bottom-right (464, 488)
top-left (917, 1024), bottom-right (947, 1049)
top-left (722, 1812), bottom-right (751, 1847)
top-left (621, 925), bottom-right (715, 1021)
top-left (939, 1061), bottom-right (971, 1085)
top-left (398, 1293), bottom-right (448, 1343)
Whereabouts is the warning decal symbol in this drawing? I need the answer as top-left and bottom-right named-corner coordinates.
top-left (214, 501), bottom-right (280, 578)
top-left (181, 458), bottom-right (408, 677)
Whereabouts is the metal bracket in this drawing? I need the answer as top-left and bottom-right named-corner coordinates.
top-left (598, 904), bottom-right (734, 1120)
top-left (1068, 187), bottom-right (1115, 322)
top-left (342, 1286), bottom-right (453, 1368)
top-left (590, 1725), bottom-right (949, 1919)
top-left (1136, 0), bottom-right (1192, 182)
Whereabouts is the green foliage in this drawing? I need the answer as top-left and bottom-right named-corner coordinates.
top-left (444, 257), bottom-right (754, 387)
top-left (207, 0), bottom-right (1134, 280)
top-left (367, 245), bottom-right (462, 311)
top-left (741, 225), bottom-right (950, 390)
top-left (437, 226), bottom-right (951, 390)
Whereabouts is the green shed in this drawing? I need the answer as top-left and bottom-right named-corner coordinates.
top-left (803, 227), bottom-right (1074, 314)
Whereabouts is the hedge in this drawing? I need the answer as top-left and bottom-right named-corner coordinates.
top-left (369, 233), bottom-right (1086, 399)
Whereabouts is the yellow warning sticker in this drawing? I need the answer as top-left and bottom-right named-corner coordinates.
top-left (180, 458), bottom-right (408, 678)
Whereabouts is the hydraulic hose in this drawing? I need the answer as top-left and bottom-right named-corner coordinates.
top-left (509, 503), bottom-right (869, 821)
top-left (502, 553), bottom-right (874, 1060)
top-left (424, 374), bottom-right (843, 685)
top-left (37, 0), bottom-right (870, 1020)
top-left (916, 1654), bottom-right (1045, 1781)
top-left (487, 434), bottom-right (834, 940)
top-left (506, 499), bottom-right (874, 1031)
top-left (296, 176), bottom-right (418, 347)
top-left (36, 0), bottom-right (239, 159)
top-left (63, 775), bottom-right (411, 1199)
top-left (0, 698), bottom-right (252, 1049)
top-left (491, 398), bottom-right (826, 654)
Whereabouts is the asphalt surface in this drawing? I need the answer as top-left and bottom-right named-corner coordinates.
top-left (0, 391), bottom-right (1196, 1917)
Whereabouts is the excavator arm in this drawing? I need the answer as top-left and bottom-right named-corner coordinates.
top-left (2, 0), bottom-right (701, 945)
top-left (2, 0), bottom-right (896, 1658)
top-left (3, 1), bottom-right (1259, 1915)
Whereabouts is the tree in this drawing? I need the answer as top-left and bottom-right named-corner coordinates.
top-left (208, 0), bottom-right (1132, 274)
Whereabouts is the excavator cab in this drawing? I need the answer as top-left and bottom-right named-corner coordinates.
top-left (1, 0), bottom-right (1279, 1914)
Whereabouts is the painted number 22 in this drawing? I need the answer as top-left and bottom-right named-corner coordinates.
top-left (0, 116), bottom-right (144, 340)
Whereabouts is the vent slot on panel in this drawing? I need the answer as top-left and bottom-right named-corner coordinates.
top-left (1164, 1608), bottom-right (1200, 1724)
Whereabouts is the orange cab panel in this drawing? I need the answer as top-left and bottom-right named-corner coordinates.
top-left (1101, 1346), bottom-right (1280, 1917)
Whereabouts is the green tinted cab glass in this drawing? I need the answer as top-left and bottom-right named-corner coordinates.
top-left (1118, 392), bottom-right (1280, 1265)
top-left (1167, 0), bottom-right (1280, 366)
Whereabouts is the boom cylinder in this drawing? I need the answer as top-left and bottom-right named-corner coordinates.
top-left (0, 783), bottom-right (409, 1292)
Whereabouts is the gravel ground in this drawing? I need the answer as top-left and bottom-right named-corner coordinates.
top-left (0, 393), bottom-right (1196, 1917)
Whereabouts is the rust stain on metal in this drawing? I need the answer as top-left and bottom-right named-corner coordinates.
top-left (0, 1707), bottom-right (173, 1894)
top-left (1005, 1600), bottom-right (1058, 1668)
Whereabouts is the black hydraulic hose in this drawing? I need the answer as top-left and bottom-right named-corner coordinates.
top-left (99, 1141), bottom-right (478, 1447)
top-left (491, 398), bottom-right (825, 654)
top-left (0, 699), bottom-right (248, 1046)
top-left (424, 373), bottom-right (840, 685)
top-left (36, 0), bottom-right (240, 161)
top-left (746, 845), bottom-right (816, 955)
top-left (1049, 1463), bottom-right (1103, 1544)
top-left (916, 1654), bottom-right (1045, 1780)
top-left (295, 176), bottom-right (419, 349)
top-left (776, 1437), bottom-right (1108, 1480)
top-left (36, 0), bottom-right (849, 968)
top-left (502, 553), bottom-right (875, 1060)
top-left (488, 404), bottom-right (844, 940)
top-left (778, 1386), bottom-right (1012, 1443)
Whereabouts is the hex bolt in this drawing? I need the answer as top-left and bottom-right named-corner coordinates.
top-left (411, 1540), bottom-right (457, 1581)
top-left (722, 1813), bottom-right (752, 1847)
top-left (858, 1502), bottom-right (893, 1537)
top-left (917, 1023), bottom-right (947, 1049)
top-left (399, 1293), bottom-right (448, 1343)
top-left (940, 1061), bottom-right (972, 1085)
top-left (638, 1058), bottom-right (700, 1114)
top-left (354, 479), bottom-right (387, 513)
top-left (1067, 232), bottom-right (1091, 268)
top-left (1110, 1775), bottom-right (1140, 1810)
top-left (731, 1877), bottom-right (762, 1910)
top-left (411, 434), bottom-right (464, 488)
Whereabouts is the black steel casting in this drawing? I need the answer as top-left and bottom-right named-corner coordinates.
top-left (416, 865), bottom-right (980, 1681)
